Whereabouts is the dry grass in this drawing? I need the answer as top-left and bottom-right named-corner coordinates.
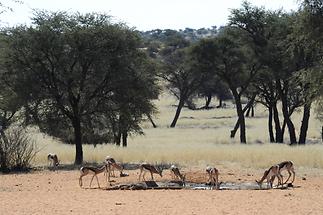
top-left (31, 92), bottom-right (323, 169)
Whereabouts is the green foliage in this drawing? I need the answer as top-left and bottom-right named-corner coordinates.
top-left (141, 27), bottom-right (217, 45)
top-left (0, 71), bottom-right (22, 131)
top-left (160, 43), bottom-right (208, 101)
top-left (192, 26), bottom-right (257, 95)
top-left (1, 11), bottom-right (159, 163)
top-left (294, 0), bottom-right (323, 119)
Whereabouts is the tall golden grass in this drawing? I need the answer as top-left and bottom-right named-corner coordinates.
top-left (32, 93), bottom-right (323, 169)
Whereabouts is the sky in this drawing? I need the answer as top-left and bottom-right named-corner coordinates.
top-left (1, 0), bottom-right (299, 31)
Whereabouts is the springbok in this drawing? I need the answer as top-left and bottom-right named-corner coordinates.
top-left (265, 161), bottom-right (296, 186)
top-left (277, 161), bottom-right (295, 184)
top-left (47, 153), bottom-right (59, 169)
top-left (256, 165), bottom-right (282, 189)
top-left (105, 156), bottom-right (124, 177)
top-left (79, 165), bottom-right (109, 188)
top-left (138, 163), bottom-right (163, 181)
top-left (206, 166), bottom-right (219, 190)
top-left (170, 164), bottom-right (186, 186)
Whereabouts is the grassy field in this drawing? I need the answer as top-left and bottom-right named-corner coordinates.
top-left (32, 92), bottom-right (323, 169)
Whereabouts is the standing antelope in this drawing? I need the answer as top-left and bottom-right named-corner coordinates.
top-left (206, 166), bottom-right (219, 190)
top-left (170, 164), bottom-right (186, 186)
top-left (256, 165), bottom-right (282, 189)
top-left (277, 161), bottom-right (295, 184)
top-left (79, 164), bottom-right (109, 188)
top-left (138, 163), bottom-right (163, 181)
top-left (105, 156), bottom-right (124, 177)
top-left (47, 153), bottom-right (59, 169)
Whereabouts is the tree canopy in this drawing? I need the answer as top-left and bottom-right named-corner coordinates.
top-left (1, 11), bottom-right (159, 164)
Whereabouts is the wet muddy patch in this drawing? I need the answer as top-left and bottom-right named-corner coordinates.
top-left (106, 180), bottom-right (294, 191)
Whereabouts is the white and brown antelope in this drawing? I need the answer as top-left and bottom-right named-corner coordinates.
top-left (170, 164), bottom-right (186, 186)
top-left (256, 165), bottom-right (282, 189)
top-left (277, 161), bottom-right (295, 184)
top-left (105, 156), bottom-right (124, 177)
top-left (206, 166), bottom-right (219, 190)
top-left (47, 153), bottom-right (59, 169)
top-left (79, 165), bottom-right (109, 188)
top-left (138, 163), bottom-right (163, 181)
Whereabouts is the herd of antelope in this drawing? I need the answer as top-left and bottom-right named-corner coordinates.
top-left (47, 153), bottom-right (295, 190)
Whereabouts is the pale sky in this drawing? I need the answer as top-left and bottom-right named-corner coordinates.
top-left (1, 0), bottom-right (299, 30)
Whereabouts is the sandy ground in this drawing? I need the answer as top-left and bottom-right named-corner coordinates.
top-left (1, 166), bottom-right (323, 215)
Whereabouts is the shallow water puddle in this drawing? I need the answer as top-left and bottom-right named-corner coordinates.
top-left (185, 182), bottom-right (262, 190)
top-left (107, 180), bottom-right (292, 190)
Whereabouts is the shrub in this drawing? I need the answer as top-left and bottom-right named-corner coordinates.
top-left (0, 127), bottom-right (37, 172)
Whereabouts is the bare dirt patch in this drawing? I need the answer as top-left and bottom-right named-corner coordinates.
top-left (1, 166), bottom-right (323, 215)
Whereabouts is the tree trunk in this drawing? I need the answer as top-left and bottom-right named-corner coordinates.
top-left (116, 114), bottom-right (127, 146)
top-left (122, 131), bottom-right (128, 147)
top-left (205, 95), bottom-right (212, 109)
top-left (216, 98), bottom-right (222, 108)
top-left (245, 100), bottom-right (255, 117)
top-left (298, 102), bottom-right (311, 144)
top-left (147, 114), bottom-right (157, 128)
top-left (268, 106), bottom-right (275, 143)
top-left (282, 99), bottom-right (297, 144)
top-left (245, 106), bottom-right (251, 117)
top-left (273, 104), bottom-right (283, 143)
top-left (277, 81), bottom-right (297, 144)
top-left (110, 118), bottom-right (120, 145)
top-left (230, 120), bottom-right (240, 138)
top-left (232, 91), bottom-right (246, 143)
top-left (230, 94), bottom-right (256, 138)
top-left (237, 102), bottom-right (247, 144)
top-left (115, 132), bottom-right (121, 146)
top-left (281, 119), bottom-right (287, 140)
top-left (170, 97), bottom-right (185, 128)
top-left (73, 117), bottom-right (83, 165)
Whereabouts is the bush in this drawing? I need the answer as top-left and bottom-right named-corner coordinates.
top-left (0, 127), bottom-right (37, 172)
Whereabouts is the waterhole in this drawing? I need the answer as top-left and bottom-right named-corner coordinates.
top-left (106, 180), bottom-right (293, 190)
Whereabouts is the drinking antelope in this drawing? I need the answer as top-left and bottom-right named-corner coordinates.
top-left (79, 164), bottom-right (109, 188)
top-left (170, 164), bottom-right (186, 186)
top-left (206, 166), bottom-right (219, 190)
top-left (47, 153), bottom-right (59, 169)
top-left (105, 156), bottom-right (124, 177)
top-left (277, 161), bottom-right (295, 184)
top-left (256, 165), bottom-right (282, 189)
top-left (138, 163), bottom-right (163, 181)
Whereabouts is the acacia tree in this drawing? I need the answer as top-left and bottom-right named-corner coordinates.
top-left (0, 49), bottom-right (31, 171)
top-left (192, 27), bottom-right (258, 143)
top-left (252, 68), bottom-right (281, 143)
top-left (153, 31), bottom-right (206, 127)
top-left (2, 11), bottom-right (158, 164)
top-left (250, 12), bottom-right (305, 144)
top-left (261, 7), bottom-right (319, 145)
top-left (229, 2), bottom-right (315, 144)
top-left (108, 54), bottom-right (159, 147)
top-left (296, 0), bottom-right (323, 142)
top-left (160, 47), bottom-right (207, 127)
top-left (188, 73), bottom-right (232, 110)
